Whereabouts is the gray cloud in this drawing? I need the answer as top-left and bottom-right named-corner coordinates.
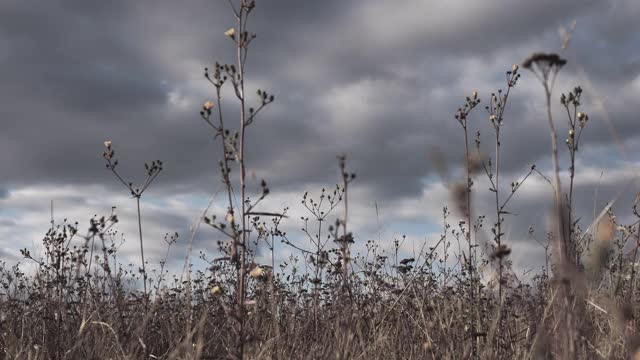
top-left (1, 0), bottom-right (639, 273)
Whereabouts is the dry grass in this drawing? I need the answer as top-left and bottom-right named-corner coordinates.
top-left (1, 1), bottom-right (639, 359)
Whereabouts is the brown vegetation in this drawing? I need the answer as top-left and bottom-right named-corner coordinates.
top-left (1, 1), bottom-right (638, 359)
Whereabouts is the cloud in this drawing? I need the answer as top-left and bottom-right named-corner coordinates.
top-left (1, 0), bottom-right (639, 276)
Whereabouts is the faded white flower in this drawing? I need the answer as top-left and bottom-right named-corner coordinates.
top-left (250, 266), bottom-right (264, 279)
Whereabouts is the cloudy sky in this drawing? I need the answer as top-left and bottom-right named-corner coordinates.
top-left (1, 0), bottom-right (639, 280)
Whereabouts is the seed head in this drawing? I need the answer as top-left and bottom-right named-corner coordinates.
top-left (225, 28), bottom-right (235, 39)
top-left (250, 266), bottom-right (264, 279)
top-left (423, 341), bottom-right (433, 351)
top-left (104, 140), bottom-right (112, 148)
top-left (522, 52), bottom-right (567, 71)
top-left (203, 101), bottom-right (214, 111)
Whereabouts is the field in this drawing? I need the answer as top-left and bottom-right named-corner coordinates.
top-left (1, 1), bottom-right (639, 359)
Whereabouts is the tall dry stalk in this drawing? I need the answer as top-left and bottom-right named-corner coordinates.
top-left (453, 90), bottom-right (481, 356)
top-left (522, 52), bottom-right (570, 267)
top-left (561, 86), bottom-right (589, 265)
top-left (484, 65), bottom-right (520, 300)
top-left (200, 1), bottom-right (276, 357)
top-left (523, 52), bottom-right (587, 359)
top-left (102, 141), bottom-right (163, 302)
top-left (335, 155), bottom-right (356, 298)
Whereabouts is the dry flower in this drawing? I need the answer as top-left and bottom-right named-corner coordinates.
top-left (423, 340), bottom-right (433, 351)
top-left (203, 101), bottom-right (214, 110)
top-left (104, 140), bottom-right (112, 148)
top-left (225, 28), bottom-right (235, 38)
top-left (250, 266), bottom-right (264, 279)
top-left (522, 52), bottom-right (567, 71)
top-left (617, 225), bottom-right (630, 236)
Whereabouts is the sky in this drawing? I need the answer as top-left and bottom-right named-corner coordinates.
top-left (1, 0), bottom-right (640, 280)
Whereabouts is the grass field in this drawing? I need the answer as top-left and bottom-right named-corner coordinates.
top-left (1, 1), bottom-right (639, 359)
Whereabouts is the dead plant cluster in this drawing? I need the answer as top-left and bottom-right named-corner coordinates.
top-left (1, 2), bottom-right (638, 359)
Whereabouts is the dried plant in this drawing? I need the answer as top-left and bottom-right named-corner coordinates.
top-left (561, 86), bottom-right (590, 264)
top-left (453, 89), bottom-right (481, 356)
top-left (199, 0), bottom-right (279, 357)
top-left (103, 140), bottom-right (162, 301)
top-left (522, 52), bottom-right (571, 267)
top-left (4, 4), bottom-right (640, 360)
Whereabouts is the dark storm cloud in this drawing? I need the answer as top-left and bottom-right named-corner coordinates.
top-left (0, 0), bottom-right (636, 193)
top-left (1, 0), bottom-right (640, 271)
top-left (0, 1), bottom-right (166, 110)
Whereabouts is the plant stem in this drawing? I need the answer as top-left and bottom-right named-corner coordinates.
top-left (495, 126), bottom-right (503, 301)
top-left (236, 3), bottom-right (248, 357)
top-left (463, 125), bottom-right (478, 357)
top-left (136, 196), bottom-right (147, 301)
top-left (544, 87), bottom-right (567, 266)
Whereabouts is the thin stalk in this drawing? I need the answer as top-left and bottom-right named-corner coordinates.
top-left (495, 126), bottom-right (503, 300)
top-left (544, 87), bottom-right (566, 264)
top-left (630, 206), bottom-right (640, 301)
top-left (235, 3), bottom-right (248, 357)
top-left (463, 124), bottom-right (478, 357)
top-left (136, 196), bottom-right (148, 301)
top-left (342, 177), bottom-right (349, 292)
top-left (270, 234), bottom-right (279, 357)
top-left (314, 219), bottom-right (322, 332)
